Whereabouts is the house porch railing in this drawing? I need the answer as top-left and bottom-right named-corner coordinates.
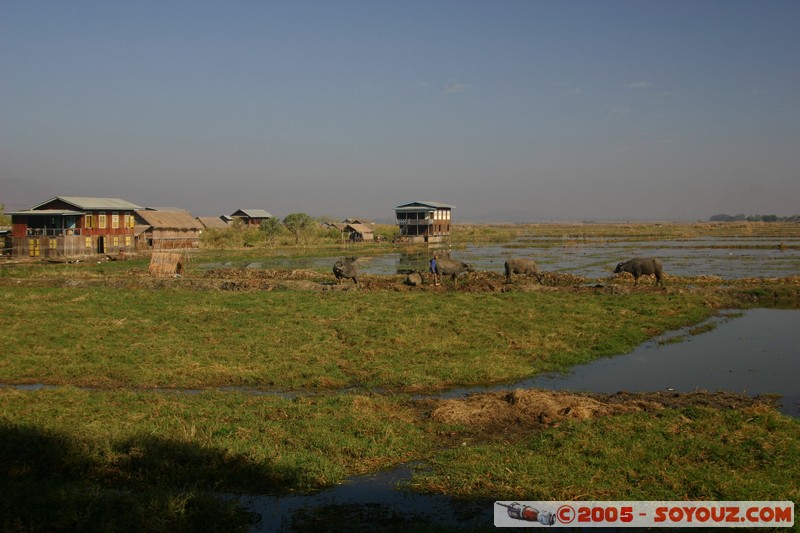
top-left (26, 228), bottom-right (83, 237)
top-left (396, 219), bottom-right (434, 226)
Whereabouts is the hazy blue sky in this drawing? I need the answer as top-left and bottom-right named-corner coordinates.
top-left (2, 1), bottom-right (798, 221)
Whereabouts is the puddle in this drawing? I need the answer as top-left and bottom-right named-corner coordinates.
top-left (239, 463), bottom-right (491, 532)
top-left (438, 308), bottom-right (800, 418)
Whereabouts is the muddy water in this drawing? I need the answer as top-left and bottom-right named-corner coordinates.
top-left (452, 237), bottom-right (800, 279)
top-left (198, 236), bottom-right (800, 279)
top-left (242, 309), bottom-right (799, 531)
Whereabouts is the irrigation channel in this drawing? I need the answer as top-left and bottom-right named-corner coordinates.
top-left (241, 308), bottom-right (799, 532)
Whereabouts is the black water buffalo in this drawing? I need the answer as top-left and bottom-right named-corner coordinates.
top-left (333, 260), bottom-right (359, 284)
top-left (435, 259), bottom-right (473, 287)
top-left (504, 258), bottom-right (543, 284)
top-left (614, 257), bottom-right (664, 286)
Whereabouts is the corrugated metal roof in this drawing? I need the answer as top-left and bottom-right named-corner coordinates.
top-left (395, 201), bottom-right (455, 210)
top-left (231, 209), bottom-right (273, 218)
top-left (136, 210), bottom-right (203, 230)
top-left (8, 209), bottom-right (84, 216)
top-left (31, 196), bottom-right (143, 210)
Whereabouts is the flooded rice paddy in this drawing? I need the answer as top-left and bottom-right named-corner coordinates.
top-left (198, 234), bottom-right (800, 280)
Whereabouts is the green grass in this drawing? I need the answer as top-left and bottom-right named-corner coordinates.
top-left (2, 222), bottom-right (799, 531)
top-left (0, 388), bottom-right (432, 531)
top-left (407, 405), bottom-right (800, 503)
top-left (0, 287), bottom-right (715, 391)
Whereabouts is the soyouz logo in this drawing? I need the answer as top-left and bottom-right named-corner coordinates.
top-left (494, 501), bottom-right (794, 528)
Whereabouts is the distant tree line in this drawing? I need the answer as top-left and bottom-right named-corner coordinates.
top-left (710, 213), bottom-right (800, 222)
top-left (0, 204), bottom-right (11, 226)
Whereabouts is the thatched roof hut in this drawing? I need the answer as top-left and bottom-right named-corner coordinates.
top-left (345, 223), bottom-right (374, 242)
top-left (135, 210), bottom-right (203, 249)
top-left (197, 216), bottom-right (229, 230)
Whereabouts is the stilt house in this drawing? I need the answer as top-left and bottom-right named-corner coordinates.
top-left (8, 196), bottom-right (141, 258)
top-left (230, 209), bottom-right (273, 228)
top-left (395, 201), bottom-right (454, 243)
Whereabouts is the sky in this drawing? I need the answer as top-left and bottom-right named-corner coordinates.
top-left (1, 1), bottom-right (798, 221)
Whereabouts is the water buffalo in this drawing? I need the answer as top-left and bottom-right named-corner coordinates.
top-left (333, 260), bottom-right (359, 284)
top-left (435, 258), bottom-right (473, 287)
top-left (504, 258), bottom-right (543, 284)
top-left (405, 271), bottom-right (423, 286)
top-left (614, 257), bottom-right (664, 286)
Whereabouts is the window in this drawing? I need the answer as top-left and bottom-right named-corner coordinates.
top-left (98, 212), bottom-right (107, 229)
top-left (129, 213), bottom-right (135, 228)
top-left (85, 237), bottom-right (92, 249)
top-left (113, 236), bottom-right (119, 248)
top-left (29, 239), bottom-right (39, 257)
top-left (125, 236), bottom-right (131, 247)
top-left (112, 212), bottom-right (119, 229)
top-left (85, 214), bottom-right (93, 229)
top-left (49, 238), bottom-right (57, 250)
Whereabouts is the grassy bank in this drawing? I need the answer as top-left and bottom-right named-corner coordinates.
top-left (1, 387), bottom-right (797, 532)
top-left (1, 286), bottom-right (717, 391)
top-left (409, 404), bottom-right (800, 503)
top-left (0, 388), bottom-right (430, 531)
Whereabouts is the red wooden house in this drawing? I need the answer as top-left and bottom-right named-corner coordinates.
top-left (8, 196), bottom-right (142, 258)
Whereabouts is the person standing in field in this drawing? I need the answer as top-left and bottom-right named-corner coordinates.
top-left (430, 254), bottom-right (441, 286)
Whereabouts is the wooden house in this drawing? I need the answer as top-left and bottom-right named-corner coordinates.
top-left (196, 216), bottom-right (229, 230)
top-left (344, 223), bottom-right (374, 242)
top-left (8, 196), bottom-right (141, 258)
top-left (134, 209), bottom-right (203, 250)
top-left (230, 209), bottom-right (274, 228)
top-left (395, 201), bottom-right (454, 243)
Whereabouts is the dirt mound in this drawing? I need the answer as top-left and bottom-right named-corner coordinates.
top-left (431, 389), bottom-right (645, 429)
top-left (203, 268), bottom-right (323, 281)
top-left (428, 389), bottom-right (777, 440)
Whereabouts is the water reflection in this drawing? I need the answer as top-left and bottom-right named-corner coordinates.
top-left (196, 236), bottom-right (800, 279)
top-left (439, 309), bottom-right (800, 418)
top-left (241, 463), bottom-right (490, 532)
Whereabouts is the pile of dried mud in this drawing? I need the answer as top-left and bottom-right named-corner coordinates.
top-left (3, 265), bottom-right (798, 297)
top-left (428, 389), bottom-right (778, 438)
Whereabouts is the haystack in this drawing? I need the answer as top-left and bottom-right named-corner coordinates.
top-left (149, 251), bottom-right (185, 278)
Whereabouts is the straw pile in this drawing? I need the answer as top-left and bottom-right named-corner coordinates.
top-left (149, 252), bottom-right (184, 278)
top-left (431, 389), bottom-right (648, 429)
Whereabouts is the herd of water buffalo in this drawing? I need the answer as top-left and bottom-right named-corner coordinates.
top-left (333, 256), bottom-right (665, 287)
